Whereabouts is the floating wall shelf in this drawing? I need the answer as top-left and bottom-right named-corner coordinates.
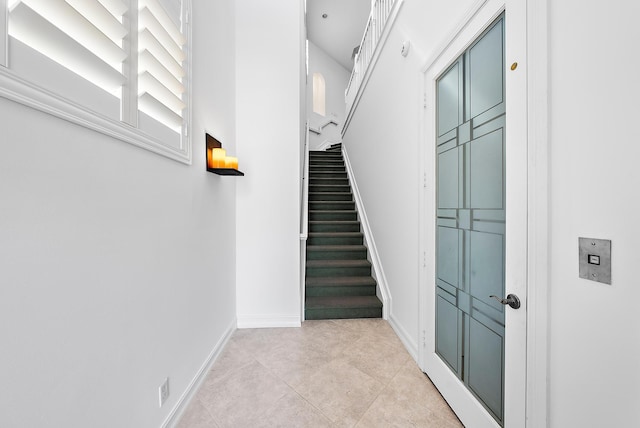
top-left (205, 133), bottom-right (244, 176)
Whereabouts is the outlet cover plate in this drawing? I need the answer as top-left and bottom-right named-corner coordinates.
top-left (159, 378), bottom-right (170, 408)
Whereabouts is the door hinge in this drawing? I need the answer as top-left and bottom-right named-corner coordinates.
top-left (423, 93), bottom-right (427, 109)
top-left (423, 251), bottom-right (427, 268)
top-left (183, 123), bottom-right (189, 137)
top-left (423, 172), bottom-right (427, 188)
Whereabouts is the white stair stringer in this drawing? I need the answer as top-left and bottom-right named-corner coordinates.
top-left (341, 146), bottom-right (391, 320)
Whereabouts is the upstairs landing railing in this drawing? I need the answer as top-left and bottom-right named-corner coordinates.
top-left (344, 0), bottom-right (402, 118)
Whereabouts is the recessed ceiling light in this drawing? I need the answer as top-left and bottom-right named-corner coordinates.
top-left (322, 13), bottom-right (328, 18)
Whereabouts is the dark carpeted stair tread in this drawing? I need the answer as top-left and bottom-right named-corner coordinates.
top-left (309, 210), bottom-right (357, 221)
top-left (306, 259), bottom-right (371, 268)
top-left (308, 201), bottom-right (356, 211)
top-left (305, 146), bottom-right (382, 319)
top-left (309, 200), bottom-right (354, 206)
top-left (307, 244), bottom-right (366, 251)
top-left (308, 221), bottom-right (359, 226)
top-left (308, 221), bottom-right (360, 232)
top-left (309, 192), bottom-right (353, 202)
top-left (309, 178), bottom-right (349, 184)
top-left (305, 299), bottom-right (382, 319)
top-left (309, 163), bottom-right (345, 167)
top-left (305, 276), bottom-right (376, 287)
top-left (309, 192), bottom-right (352, 197)
top-left (309, 185), bottom-right (351, 192)
top-left (305, 259), bottom-right (372, 277)
top-left (309, 209), bottom-right (357, 213)
top-left (306, 244), bottom-right (367, 260)
top-left (310, 153), bottom-right (342, 157)
top-left (309, 171), bottom-right (347, 176)
top-left (305, 295), bottom-right (382, 309)
top-left (308, 232), bottom-right (363, 238)
top-left (307, 232), bottom-right (363, 246)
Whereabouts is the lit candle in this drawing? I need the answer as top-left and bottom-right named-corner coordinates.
top-left (210, 148), bottom-right (226, 168)
top-left (225, 156), bottom-right (238, 169)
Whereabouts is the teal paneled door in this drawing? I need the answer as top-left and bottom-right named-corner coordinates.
top-left (435, 15), bottom-right (506, 425)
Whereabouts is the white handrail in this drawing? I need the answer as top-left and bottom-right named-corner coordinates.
top-left (300, 122), bottom-right (310, 321)
top-left (300, 123), bottom-right (310, 240)
top-left (344, 0), bottom-right (397, 113)
top-left (309, 118), bottom-right (339, 135)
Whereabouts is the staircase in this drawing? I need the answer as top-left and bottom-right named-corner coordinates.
top-left (305, 143), bottom-right (383, 320)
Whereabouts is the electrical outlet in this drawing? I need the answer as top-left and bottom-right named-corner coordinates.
top-left (159, 378), bottom-right (170, 408)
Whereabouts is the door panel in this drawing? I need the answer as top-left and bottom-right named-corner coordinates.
top-left (438, 148), bottom-right (460, 209)
top-left (469, 20), bottom-right (505, 118)
top-left (435, 14), bottom-right (506, 426)
top-left (469, 230), bottom-right (504, 303)
top-left (437, 62), bottom-right (462, 136)
top-left (437, 226), bottom-right (460, 286)
top-left (467, 316), bottom-right (504, 419)
top-left (470, 130), bottom-right (504, 209)
top-left (436, 292), bottom-right (461, 373)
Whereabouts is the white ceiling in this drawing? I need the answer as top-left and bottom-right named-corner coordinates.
top-left (306, 0), bottom-right (372, 71)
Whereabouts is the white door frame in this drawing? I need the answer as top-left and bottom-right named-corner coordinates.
top-left (417, 0), bottom-right (549, 426)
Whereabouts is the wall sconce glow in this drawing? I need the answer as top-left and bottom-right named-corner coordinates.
top-left (206, 133), bottom-right (244, 176)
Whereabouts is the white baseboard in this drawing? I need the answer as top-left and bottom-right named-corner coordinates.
top-left (342, 147), bottom-right (391, 320)
top-left (389, 314), bottom-right (419, 362)
top-left (162, 318), bottom-right (237, 428)
top-left (236, 314), bottom-right (301, 329)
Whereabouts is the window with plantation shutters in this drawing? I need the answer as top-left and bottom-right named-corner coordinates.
top-left (137, 0), bottom-right (186, 147)
top-left (0, 0), bottom-right (191, 163)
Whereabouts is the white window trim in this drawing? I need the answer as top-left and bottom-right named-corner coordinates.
top-left (0, 0), bottom-right (192, 165)
top-left (0, 0), bottom-right (6, 67)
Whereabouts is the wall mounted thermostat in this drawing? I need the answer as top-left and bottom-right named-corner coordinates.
top-left (578, 237), bottom-right (611, 284)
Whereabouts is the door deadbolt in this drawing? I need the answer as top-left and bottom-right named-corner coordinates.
top-left (489, 294), bottom-right (521, 309)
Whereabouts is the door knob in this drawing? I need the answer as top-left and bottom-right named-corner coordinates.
top-left (489, 294), bottom-right (521, 309)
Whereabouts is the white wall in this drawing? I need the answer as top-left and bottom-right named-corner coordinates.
top-left (342, 0), bottom-right (476, 357)
top-left (344, 0), bottom-right (640, 425)
top-left (307, 41), bottom-right (350, 150)
top-left (235, 0), bottom-right (304, 328)
top-left (547, 0), bottom-right (640, 425)
top-left (0, 1), bottom-right (238, 427)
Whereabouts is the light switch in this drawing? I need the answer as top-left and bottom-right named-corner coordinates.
top-left (579, 238), bottom-right (611, 284)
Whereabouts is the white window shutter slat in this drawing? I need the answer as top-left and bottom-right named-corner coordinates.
top-left (18, 0), bottom-right (126, 69)
top-left (64, 0), bottom-right (127, 44)
top-left (9, 2), bottom-right (125, 91)
top-left (2, 0), bottom-right (190, 162)
top-left (139, 28), bottom-right (183, 79)
top-left (137, 0), bottom-right (186, 132)
top-left (139, 49), bottom-right (184, 96)
top-left (97, 0), bottom-right (128, 18)
top-left (138, 70), bottom-right (185, 114)
top-left (139, 0), bottom-right (185, 46)
top-left (139, 92), bottom-right (182, 132)
top-left (138, 6), bottom-right (184, 63)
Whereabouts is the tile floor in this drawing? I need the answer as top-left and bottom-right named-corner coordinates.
top-left (177, 319), bottom-right (463, 428)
